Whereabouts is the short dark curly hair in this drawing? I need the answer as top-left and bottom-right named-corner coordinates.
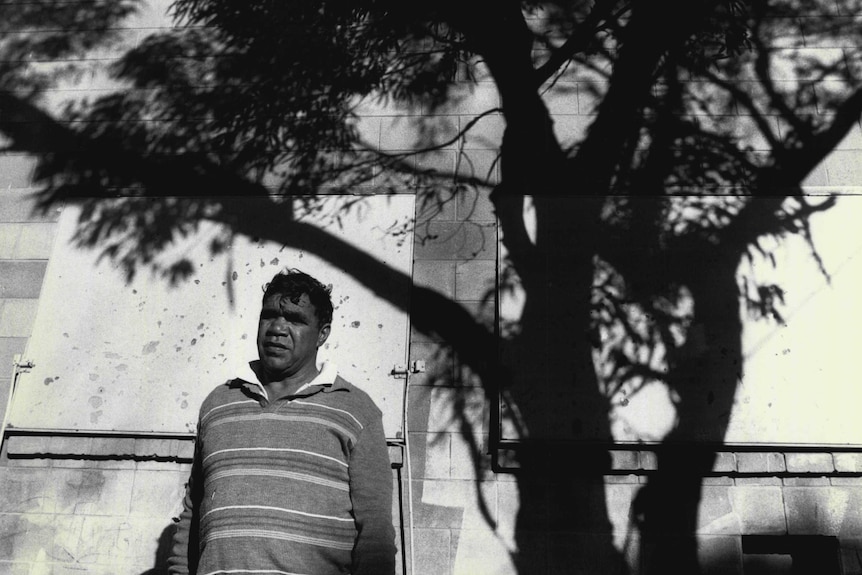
top-left (262, 269), bottom-right (334, 326)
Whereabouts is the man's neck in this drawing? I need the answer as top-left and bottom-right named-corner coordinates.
top-left (263, 364), bottom-right (321, 400)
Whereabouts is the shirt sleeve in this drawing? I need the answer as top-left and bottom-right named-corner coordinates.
top-left (168, 432), bottom-right (203, 575)
top-left (348, 407), bottom-right (397, 575)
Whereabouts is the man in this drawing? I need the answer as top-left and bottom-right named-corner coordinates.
top-left (169, 269), bottom-right (396, 574)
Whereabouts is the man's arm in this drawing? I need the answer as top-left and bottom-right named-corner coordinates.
top-left (349, 410), bottom-right (397, 575)
top-left (168, 434), bottom-right (203, 575)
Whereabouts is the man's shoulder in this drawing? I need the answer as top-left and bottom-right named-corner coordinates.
top-left (330, 376), bottom-right (383, 418)
top-left (199, 378), bottom-right (254, 409)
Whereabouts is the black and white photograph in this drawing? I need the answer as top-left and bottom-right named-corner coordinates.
top-left (2, 1), bottom-right (862, 573)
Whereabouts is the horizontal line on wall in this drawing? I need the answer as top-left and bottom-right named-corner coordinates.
top-left (4, 427), bottom-right (195, 440)
top-left (494, 440), bottom-right (862, 452)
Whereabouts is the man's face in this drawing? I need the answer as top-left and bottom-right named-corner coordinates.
top-left (257, 293), bottom-right (331, 380)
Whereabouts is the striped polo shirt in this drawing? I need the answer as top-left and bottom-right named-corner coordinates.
top-left (190, 362), bottom-right (396, 575)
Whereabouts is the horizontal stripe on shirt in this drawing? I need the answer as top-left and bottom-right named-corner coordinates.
top-left (201, 569), bottom-right (310, 575)
top-left (207, 413), bottom-right (358, 444)
top-left (203, 447), bottom-right (348, 468)
top-left (206, 468), bottom-right (350, 491)
top-left (291, 400), bottom-right (364, 428)
top-left (204, 505), bottom-right (354, 523)
top-left (201, 399), bottom-right (261, 425)
top-left (205, 528), bottom-right (355, 550)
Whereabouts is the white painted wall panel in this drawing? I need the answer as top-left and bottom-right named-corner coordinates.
top-left (500, 195), bottom-right (862, 445)
top-left (9, 196), bottom-right (414, 438)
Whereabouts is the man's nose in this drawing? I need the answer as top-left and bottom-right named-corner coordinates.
top-left (267, 318), bottom-right (289, 335)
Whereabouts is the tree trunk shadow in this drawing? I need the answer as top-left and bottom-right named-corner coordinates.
top-left (637, 254), bottom-right (744, 574)
top-left (503, 252), bottom-right (631, 574)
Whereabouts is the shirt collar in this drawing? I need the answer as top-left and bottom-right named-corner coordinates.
top-left (238, 361), bottom-right (343, 401)
top-left (295, 361), bottom-right (339, 394)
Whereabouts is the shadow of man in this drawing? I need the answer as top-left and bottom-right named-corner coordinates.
top-left (139, 523), bottom-right (176, 575)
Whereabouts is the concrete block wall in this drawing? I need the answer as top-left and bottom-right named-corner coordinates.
top-left (0, 446), bottom-right (189, 574)
top-left (430, 445), bottom-right (862, 574)
top-left (396, 8), bottom-right (862, 575)
top-left (0, 188), bottom-right (63, 571)
top-left (0, 437), bottom-right (407, 574)
top-left (0, 3), bottom-right (197, 573)
top-left (694, 451), bottom-right (862, 574)
top-left (0, 189), bottom-right (57, 424)
top-left (408, 152), bottom-right (505, 573)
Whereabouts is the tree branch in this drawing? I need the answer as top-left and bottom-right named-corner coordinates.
top-left (490, 184), bottom-right (537, 278)
top-left (698, 66), bottom-right (783, 153)
top-left (572, 1), bottom-right (710, 193)
top-left (715, 85), bottom-right (862, 251)
top-left (0, 91), bottom-right (503, 385)
top-left (533, 0), bottom-right (630, 86)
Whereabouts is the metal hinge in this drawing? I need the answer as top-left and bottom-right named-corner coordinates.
top-left (390, 360), bottom-right (426, 379)
top-left (14, 358), bottom-right (35, 373)
top-left (10, 356), bottom-right (34, 394)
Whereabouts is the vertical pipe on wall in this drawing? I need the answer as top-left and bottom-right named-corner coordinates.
top-left (402, 370), bottom-right (416, 575)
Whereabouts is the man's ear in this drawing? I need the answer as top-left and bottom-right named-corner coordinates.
top-left (317, 324), bottom-right (331, 348)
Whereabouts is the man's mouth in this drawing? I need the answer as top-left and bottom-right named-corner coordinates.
top-left (264, 341), bottom-right (288, 351)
